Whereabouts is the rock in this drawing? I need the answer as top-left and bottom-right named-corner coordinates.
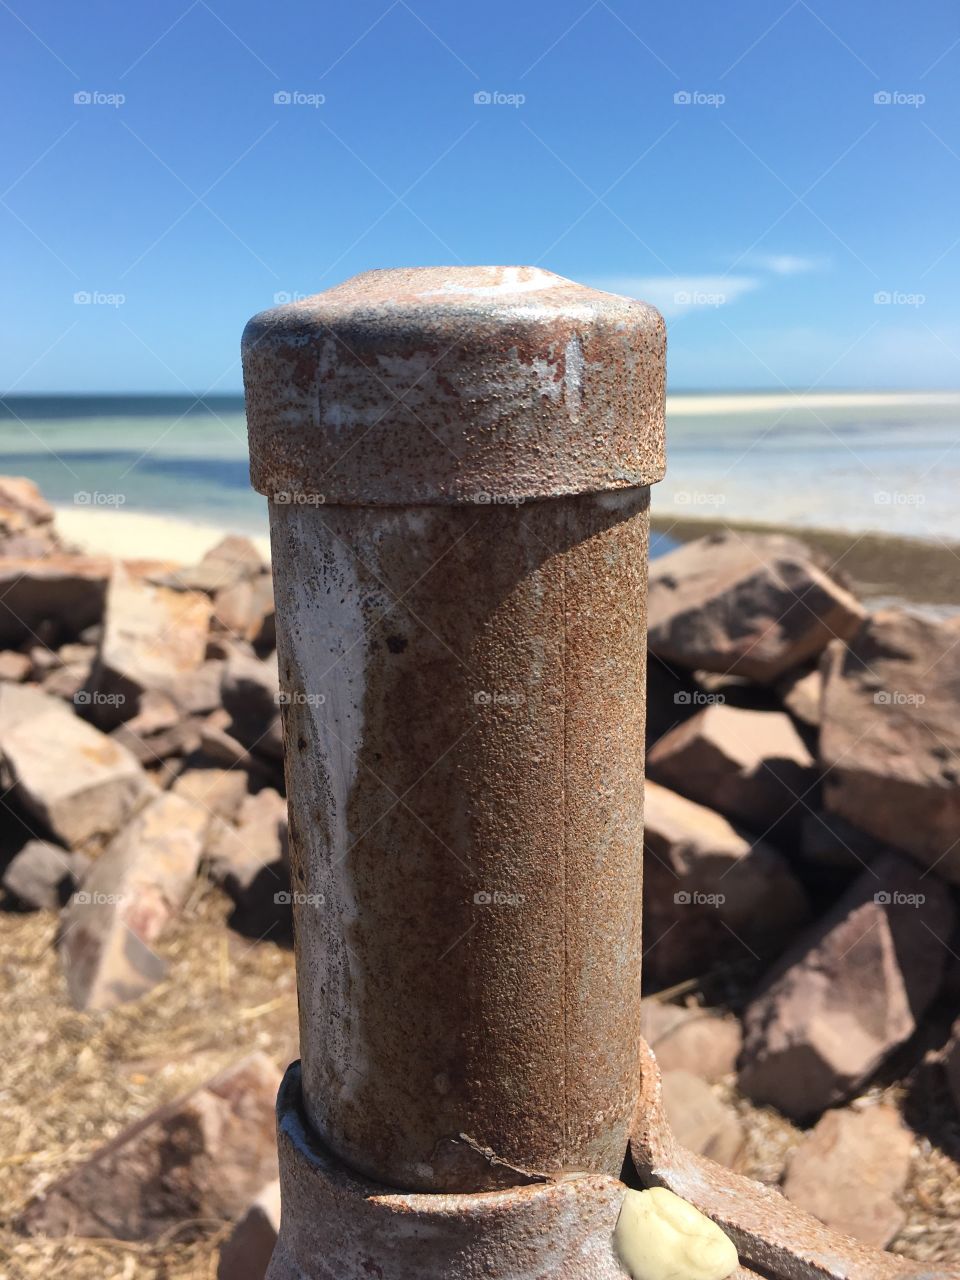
top-left (154, 535), bottom-right (264, 595)
top-left (2, 839), bottom-right (89, 910)
top-left (0, 474), bottom-right (55, 538)
top-left (778, 666), bottom-right (822, 728)
top-left (659, 1071), bottom-right (744, 1169)
top-left (739, 852), bottom-right (956, 1119)
top-left (111, 691), bottom-right (204, 764)
top-left (58, 791), bottom-right (207, 1009)
top-left (820, 610), bottom-right (960, 883)
top-left (799, 810), bottom-right (888, 874)
top-left (647, 531), bottom-right (865, 683)
top-left (0, 650), bottom-right (30, 682)
top-left (217, 1179), bottom-right (281, 1280)
top-left (169, 658), bottom-right (225, 715)
top-left (205, 789), bottom-right (290, 933)
top-left (0, 553), bottom-right (111, 647)
top-left (221, 651), bottom-right (283, 760)
top-left (944, 1018), bottom-right (960, 1116)
top-left (641, 1001), bottom-right (742, 1082)
top-left (88, 566), bottom-right (213, 727)
top-left (782, 1105), bottom-right (912, 1247)
top-left (173, 763), bottom-right (251, 819)
top-left (646, 705), bottom-right (815, 834)
top-left (0, 685), bottom-right (153, 850)
top-left (22, 1053), bottom-right (281, 1240)
top-left (212, 573), bottom-right (275, 649)
top-left (643, 781), bottom-right (809, 985)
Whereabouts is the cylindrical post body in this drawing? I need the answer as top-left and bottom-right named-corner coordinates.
top-left (243, 267), bottom-right (665, 1194)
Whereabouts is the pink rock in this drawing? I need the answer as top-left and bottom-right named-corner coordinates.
top-left (0, 685), bottom-right (153, 851)
top-left (648, 532), bottom-right (864, 683)
top-left (643, 781), bottom-right (809, 985)
top-left (739, 852), bottom-right (956, 1119)
top-left (647, 705), bottom-right (815, 834)
top-left (0, 553), bottom-right (110, 647)
top-left (89, 565), bottom-right (213, 726)
top-left (22, 1054), bottom-right (281, 1240)
top-left (783, 1105), bottom-right (913, 1247)
top-left (641, 1000), bottom-right (742, 1083)
top-left (821, 610), bottom-right (960, 883)
top-left (58, 791), bottom-right (207, 1009)
top-left (217, 1179), bottom-right (281, 1280)
top-left (660, 1070), bottom-right (744, 1169)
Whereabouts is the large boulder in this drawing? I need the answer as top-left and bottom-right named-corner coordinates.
top-left (88, 566), bottom-right (213, 727)
top-left (647, 532), bottom-right (865, 683)
top-left (0, 553), bottom-right (111, 646)
top-left (21, 1053), bottom-right (280, 1240)
top-left (739, 852), bottom-right (955, 1119)
top-left (643, 781), bottom-right (809, 985)
top-left (58, 791), bottom-right (208, 1009)
top-left (646, 705), bottom-right (815, 833)
top-left (820, 610), bottom-right (960, 883)
top-left (0, 685), bottom-right (152, 850)
top-left (782, 1105), bottom-right (913, 1247)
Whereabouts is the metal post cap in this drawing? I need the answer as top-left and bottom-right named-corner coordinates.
top-left (242, 266), bottom-right (665, 506)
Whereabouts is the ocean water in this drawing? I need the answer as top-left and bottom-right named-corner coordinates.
top-left (2, 392), bottom-right (959, 544)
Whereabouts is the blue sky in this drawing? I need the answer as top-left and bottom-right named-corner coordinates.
top-left (2, 0), bottom-right (959, 392)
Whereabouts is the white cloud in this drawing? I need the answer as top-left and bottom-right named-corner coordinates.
top-left (592, 274), bottom-right (760, 317)
top-left (741, 252), bottom-right (828, 275)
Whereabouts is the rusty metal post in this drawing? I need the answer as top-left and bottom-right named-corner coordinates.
top-left (242, 268), bottom-right (942, 1280)
top-left (243, 266), bottom-right (665, 1199)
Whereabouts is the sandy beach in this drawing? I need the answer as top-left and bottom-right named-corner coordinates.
top-left (666, 390), bottom-right (960, 416)
top-left (55, 505), bottom-right (271, 564)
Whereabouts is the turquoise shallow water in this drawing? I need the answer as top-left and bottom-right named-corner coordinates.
top-left (2, 393), bottom-right (959, 544)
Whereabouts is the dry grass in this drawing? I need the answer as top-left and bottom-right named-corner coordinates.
top-left (0, 882), bottom-right (297, 1279)
top-left (2, 890), bottom-right (957, 1276)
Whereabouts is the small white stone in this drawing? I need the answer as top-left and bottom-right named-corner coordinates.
top-left (614, 1187), bottom-right (738, 1280)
